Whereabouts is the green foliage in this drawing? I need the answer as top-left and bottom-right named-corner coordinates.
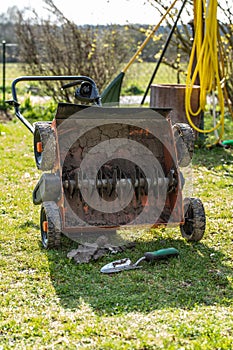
top-left (19, 95), bottom-right (56, 122)
top-left (124, 85), bottom-right (144, 95)
top-left (197, 111), bottom-right (233, 146)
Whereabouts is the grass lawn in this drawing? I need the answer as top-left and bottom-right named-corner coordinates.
top-left (0, 114), bottom-right (233, 349)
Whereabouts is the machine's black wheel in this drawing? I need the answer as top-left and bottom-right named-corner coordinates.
top-left (180, 197), bottom-right (206, 241)
top-left (173, 123), bottom-right (194, 167)
top-left (40, 201), bottom-right (61, 249)
top-left (34, 122), bottom-right (56, 171)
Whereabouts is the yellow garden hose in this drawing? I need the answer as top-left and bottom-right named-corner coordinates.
top-left (185, 0), bottom-right (225, 138)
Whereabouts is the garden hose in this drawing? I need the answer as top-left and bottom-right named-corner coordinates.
top-left (222, 140), bottom-right (233, 147)
top-left (185, 0), bottom-right (225, 139)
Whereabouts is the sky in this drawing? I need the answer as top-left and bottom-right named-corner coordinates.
top-left (1, 1), bottom-right (230, 25)
top-left (1, 0), bottom-right (181, 25)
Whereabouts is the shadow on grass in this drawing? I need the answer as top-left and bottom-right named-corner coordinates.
top-left (44, 235), bottom-right (233, 315)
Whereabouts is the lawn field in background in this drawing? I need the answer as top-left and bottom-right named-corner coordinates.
top-left (122, 62), bottom-right (187, 95)
top-left (0, 62), bottom-right (185, 101)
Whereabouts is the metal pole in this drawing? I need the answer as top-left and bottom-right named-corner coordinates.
top-left (140, 0), bottom-right (187, 106)
top-left (2, 40), bottom-right (6, 107)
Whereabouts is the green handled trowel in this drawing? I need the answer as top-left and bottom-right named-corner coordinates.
top-left (100, 247), bottom-right (179, 274)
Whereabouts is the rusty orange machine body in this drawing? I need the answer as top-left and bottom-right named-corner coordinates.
top-left (8, 76), bottom-right (206, 249)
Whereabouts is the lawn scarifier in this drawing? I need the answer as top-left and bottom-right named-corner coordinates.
top-left (7, 75), bottom-right (206, 250)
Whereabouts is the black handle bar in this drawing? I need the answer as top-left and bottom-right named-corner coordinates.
top-left (7, 75), bottom-right (99, 134)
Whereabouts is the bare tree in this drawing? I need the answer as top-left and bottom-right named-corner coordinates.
top-left (15, 0), bottom-right (134, 101)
